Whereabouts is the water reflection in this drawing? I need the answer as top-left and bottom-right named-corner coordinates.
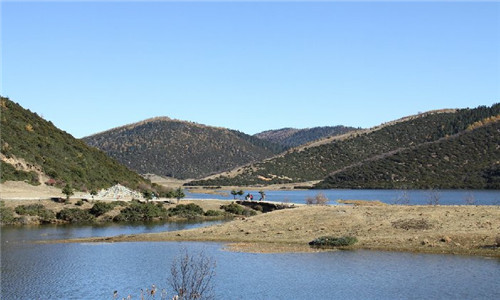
top-left (1, 220), bottom-right (224, 243)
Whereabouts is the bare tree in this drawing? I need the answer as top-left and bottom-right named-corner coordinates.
top-left (394, 189), bottom-right (410, 205)
top-left (258, 190), bottom-right (266, 201)
top-left (426, 189), bottom-right (441, 205)
top-left (464, 192), bottom-right (476, 205)
top-left (305, 193), bottom-right (329, 205)
top-left (168, 249), bottom-right (216, 300)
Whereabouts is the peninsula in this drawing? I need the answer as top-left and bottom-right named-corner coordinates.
top-left (49, 202), bottom-right (500, 257)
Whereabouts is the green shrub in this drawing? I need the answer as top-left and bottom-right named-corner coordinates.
top-left (75, 200), bottom-right (84, 206)
top-left (142, 202), bottom-right (167, 219)
top-left (309, 236), bottom-right (358, 248)
top-left (220, 203), bottom-right (257, 216)
top-left (0, 162), bottom-right (40, 186)
top-left (253, 205), bottom-right (263, 212)
top-left (113, 201), bottom-right (128, 207)
top-left (15, 204), bottom-right (55, 221)
top-left (113, 207), bottom-right (141, 222)
top-left (243, 207), bottom-right (257, 217)
top-left (168, 203), bottom-right (204, 218)
top-left (89, 201), bottom-right (115, 216)
top-left (114, 202), bottom-right (167, 222)
top-left (57, 208), bottom-right (95, 223)
top-left (0, 201), bottom-right (15, 224)
top-left (204, 210), bottom-right (224, 217)
top-left (15, 204), bottom-right (43, 215)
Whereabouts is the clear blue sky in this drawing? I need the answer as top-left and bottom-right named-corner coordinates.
top-left (1, 1), bottom-right (499, 138)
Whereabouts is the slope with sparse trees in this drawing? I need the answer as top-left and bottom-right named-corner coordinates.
top-left (0, 96), bottom-right (150, 192)
top-left (188, 103), bottom-right (500, 189)
top-left (83, 117), bottom-right (285, 179)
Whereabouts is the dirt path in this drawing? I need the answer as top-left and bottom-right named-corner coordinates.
top-left (48, 204), bottom-right (500, 257)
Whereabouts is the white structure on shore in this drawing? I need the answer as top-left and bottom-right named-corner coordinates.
top-left (85, 184), bottom-right (143, 201)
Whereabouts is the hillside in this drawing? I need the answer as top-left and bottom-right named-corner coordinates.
top-left (255, 126), bottom-right (358, 148)
top-left (82, 118), bottom-right (284, 179)
top-left (0, 97), bottom-right (149, 191)
top-left (315, 120), bottom-right (500, 189)
top-left (187, 104), bottom-right (500, 188)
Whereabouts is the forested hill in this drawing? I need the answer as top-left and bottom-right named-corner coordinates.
top-left (83, 118), bottom-right (284, 179)
top-left (0, 97), bottom-right (149, 191)
top-left (315, 120), bottom-right (500, 189)
top-left (254, 126), bottom-right (358, 148)
top-left (187, 103), bottom-right (500, 189)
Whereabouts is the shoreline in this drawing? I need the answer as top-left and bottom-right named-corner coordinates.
top-left (40, 204), bottom-right (500, 257)
top-left (3, 182), bottom-right (499, 257)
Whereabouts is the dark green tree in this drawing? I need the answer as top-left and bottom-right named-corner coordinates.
top-left (143, 190), bottom-right (153, 202)
top-left (62, 184), bottom-right (74, 201)
top-left (173, 187), bottom-right (185, 204)
top-left (90, 189), bottom-right (98, 200)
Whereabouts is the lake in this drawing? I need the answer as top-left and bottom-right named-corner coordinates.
top-left (185, 189), bottom-right (500, 206)
top-left (2, 223), bottom-right (499, 299)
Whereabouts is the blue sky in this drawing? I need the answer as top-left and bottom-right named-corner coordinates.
top-left (1, 1), bottom-right (499, 138)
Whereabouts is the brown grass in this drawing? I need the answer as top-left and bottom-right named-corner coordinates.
top-left (337, 199), bottom-right (388, 206)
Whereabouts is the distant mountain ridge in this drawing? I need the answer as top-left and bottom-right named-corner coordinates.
top-left (4, 95), bottom-right (497, 191)
top-left (0, 97), bottom-right (149, 191)
top-left (254, 126), bottom-right (358, 148)
top-left (83, 117), bottom-right (285, 179)
top-left (188, 104), bottom-right (500, 189)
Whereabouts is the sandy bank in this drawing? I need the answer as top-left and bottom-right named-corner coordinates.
top-left (49, 204), bottom-right (500, 257)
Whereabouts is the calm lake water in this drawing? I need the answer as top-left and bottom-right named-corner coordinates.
top-left (2, 223), bottom-right (499, 300)
top-left (186, 189), bottom-right (500, 206)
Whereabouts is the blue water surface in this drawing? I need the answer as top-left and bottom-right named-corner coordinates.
top-left (186, 189), bottom-right (500, 205)
top-left (1, 224), bottom-right (499, 300)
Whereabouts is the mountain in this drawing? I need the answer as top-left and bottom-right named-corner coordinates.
top-left (254, 126), bottom-right (358, 148)
top-left (0, 97), bottom-right (149, 191)
top-left (82, 117), bottom-right (285, 179)
top-left (187, 103), bottom-right (500, 189)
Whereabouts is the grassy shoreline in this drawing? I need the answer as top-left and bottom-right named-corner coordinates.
top-left (39, 203), bottom-right (500, 257)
